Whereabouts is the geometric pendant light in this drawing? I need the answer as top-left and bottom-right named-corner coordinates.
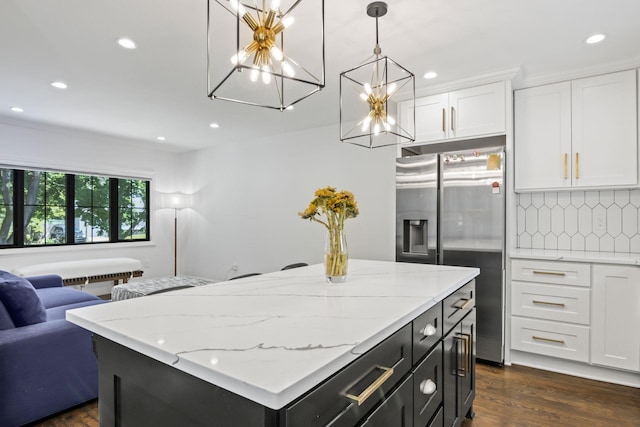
top-left (207, 0), bottom-right (325, 111)
top-left (339, 1), bottom-right (415, 148)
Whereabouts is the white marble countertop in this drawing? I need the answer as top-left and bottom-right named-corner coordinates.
top-left (510, 248), bottom-right (640, 265)
top-left (67, 259), bottom-right (478, 410)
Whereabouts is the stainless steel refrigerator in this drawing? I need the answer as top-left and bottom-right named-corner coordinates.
top-left (396, 140), bottom-right (505, 364)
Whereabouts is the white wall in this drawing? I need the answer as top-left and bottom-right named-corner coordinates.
top-left (179, 123), bottom-right (397, 281)
top-left (0, 118), bottom-right (180, 294)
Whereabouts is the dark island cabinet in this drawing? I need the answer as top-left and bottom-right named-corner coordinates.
top-left (93, 280), bottom-right (476, 427)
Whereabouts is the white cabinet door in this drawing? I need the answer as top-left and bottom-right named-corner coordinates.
top-left (449, 81), bottom-right (506, 139)
top-left (571, 70), bottom-right (638, 188)
top-left (514, 82), bottom-right (572, 191)
top-left (406, 93), bottom-right (448, 143)
top-left (591, 265), bottom-right (640, 372)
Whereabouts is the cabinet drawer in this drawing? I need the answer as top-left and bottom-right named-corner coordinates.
top-left (511, 259), bottom-right (590, 287)
top-left (286, 324), bottom-right (412, 427)
top-left (443, 280), bottom-right (475, 335)
top-left (512, 281), bottom-right (590, 325)
top-left (413, 344), bottom-right (442, 427)
top-left (511, 317), bottom-right (589, 362)
top-left (360, 375), bottom-right (413, 427)
top-left (413, 302), bottom-right (442, 363)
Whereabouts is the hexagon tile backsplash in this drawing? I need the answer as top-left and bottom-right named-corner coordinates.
top-left (517, 189), bottom-right (640, 253)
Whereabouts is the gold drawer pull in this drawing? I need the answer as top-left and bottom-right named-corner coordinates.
top-left (575, 152), bottom-right (580, 179)
top-left (532, 270), bottom-right (566, 277)
top-left (532, 335), bottom-right (565, 344)
top-left (454, 298), bottom-right (473, 310)
top-left (532, 300), bottom-right (566, 307)
top-left (345, 366), bottom-right (394, 406)
top-left (442, 108), bottom-right (446, 132)
top-left (563, 153), bottom-right (568, 179)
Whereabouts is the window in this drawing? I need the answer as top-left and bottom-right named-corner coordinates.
top-left (0, 169), bottom-right (14, 246)
top-left (0, 167), bottom-right (150, 249)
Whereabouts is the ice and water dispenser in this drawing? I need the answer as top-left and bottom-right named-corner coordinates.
top-left (402, 219), bottom-right (428, 255)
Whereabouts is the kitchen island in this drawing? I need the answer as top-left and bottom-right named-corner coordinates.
top-left (67, 259), bottom-right (479, 426)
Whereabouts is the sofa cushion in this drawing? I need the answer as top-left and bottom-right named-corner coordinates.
top-left (36, 287), bottom-right (101, 309)
top-left (46, 299), bottom-right (106, 321)
top-left (0, 301), bottom-right (16, 330)
top-left (0, 271), bottom-right (47, 327)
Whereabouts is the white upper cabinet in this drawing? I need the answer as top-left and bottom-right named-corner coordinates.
top-left (515, 82), bottom-right (572, 190)
top-left (401, 81), bottom-right (506, 144)
top-left (515, 69), bottom-right (638, 191)
top-left (571, 71), bottom-right (638, 188)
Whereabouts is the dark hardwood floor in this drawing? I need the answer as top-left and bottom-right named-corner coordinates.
top-left (32, 363), bottom-right (640, 426)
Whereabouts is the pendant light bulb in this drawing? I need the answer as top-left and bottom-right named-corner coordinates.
top-left (281, 61), bottom-right (295, 77)
top-left (231, 49), bottom-right (248, 65)
top-left (361, 115), bottom-right (373, 131)
top-left (261, 66), bottom-right (272, 84)
top-left (387, 83), bottom-right (397, 96)
top-left (373, 123), bottom-right (381, 135)
top-left (249, 66), bottom-right (260, 82)
top-left (270, 0), bottom-right (281, 11)
top-left (359, 93), bottom-right (368, 101)
top-left (229, 0), bottom-right (247, 16)
top-left (270, 46), bottom-right (284, 62)
top-left (387, 115), bottom-right (396, 125)
top-left (364, 83), bottom-right (372, 95)
top-left (282, 16), bottom-right (295, 28)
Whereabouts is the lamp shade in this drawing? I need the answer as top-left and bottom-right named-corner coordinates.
top-left (158, 193), bottom-right (192, 209)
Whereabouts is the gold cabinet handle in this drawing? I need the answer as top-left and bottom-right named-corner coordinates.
top-left (450, 106), bottom-right (455, 131)
top-left (345, 366), bottom-right (394, 406)
top-left (455, 334), bottom-right (471, 376)
top-left (532, 335), bottom-right (565, 344)
top-left (532, 270), bottom-right (566, 277)
top-left (563, 153), bottom-right (568, 179)
top-left (575, 152), bottom-right (580, 179)
top-left (453, 298), bottom-right (473, 310)
top-left (442, 108), bottom-right (446, 132)
top-left (533, 300), bottom-right (566, 307)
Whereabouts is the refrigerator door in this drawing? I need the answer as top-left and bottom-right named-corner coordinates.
top-left (396, 154), bottom-right (438, 265)
top-left (440, 147), bottom-right (505, 364)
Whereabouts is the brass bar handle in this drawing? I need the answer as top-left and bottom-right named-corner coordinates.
top-left (450, 106), bottom-right (455, 131)
top-left (454, 334), bottom-right (470, 377)
top-left (345, 366), bottom-right (394, 406)
top-left (442, 108), bottom-right (446, 132)
top-left (454, 298), bottom-right (473, 310)
top-left (533, 300), bottom-right (566, 307)
top-left (532, 270), bottom-right (566, 277)
top-left (575, 152), bottom-right (580, 179)
top-left (563, 153), bottom-right (568, 179)
top-left (532, 335), bottom-right (565, 344)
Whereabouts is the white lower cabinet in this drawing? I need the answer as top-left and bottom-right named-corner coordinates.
top-left (591, 265), bottom-right (640, 372)
top-left (511, 258), bottom-right (640, 379)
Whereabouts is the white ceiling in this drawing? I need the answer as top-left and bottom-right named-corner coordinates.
top-left (1, 0), bottom-right (639, 152)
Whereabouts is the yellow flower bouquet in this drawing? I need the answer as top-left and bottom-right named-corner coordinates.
top-left (299, 186), bottom-right (359, 282)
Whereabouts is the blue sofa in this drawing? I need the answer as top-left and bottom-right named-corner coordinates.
top-left (0, 271), bottom-right (106, 426)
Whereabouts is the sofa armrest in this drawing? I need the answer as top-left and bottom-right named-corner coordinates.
top-left (0, 319), bottom-right (98, 426)
top-left (26, 274), bottom-right (64, 289)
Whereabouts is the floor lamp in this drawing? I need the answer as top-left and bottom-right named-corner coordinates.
top-left (160, 193), bottom-right (192, 276)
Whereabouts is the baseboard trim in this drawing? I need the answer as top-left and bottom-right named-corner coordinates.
top-left (510, 350), bottom-right (640, 388)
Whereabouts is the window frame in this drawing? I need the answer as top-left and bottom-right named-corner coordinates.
top-left (0, 167), bottom-right (150, 249)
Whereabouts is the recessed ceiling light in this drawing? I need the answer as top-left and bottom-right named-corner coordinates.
top-left (51, 81), bottom-right (68, 89)
top-left (209, 123), bottom-right (220, 128)
top-left (585, 34), bottom-right (606, 44)
top-left (10, 106), bottom-right (24, 113)
top-left (156, 136), bottom-right (166, 141)
top-left (423, 71), bottom-right (438, 79)
top-left (117, 38), bottom-right (137, 49)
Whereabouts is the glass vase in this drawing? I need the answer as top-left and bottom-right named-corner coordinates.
top-left (325, 228), bottom-right (348, 283)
